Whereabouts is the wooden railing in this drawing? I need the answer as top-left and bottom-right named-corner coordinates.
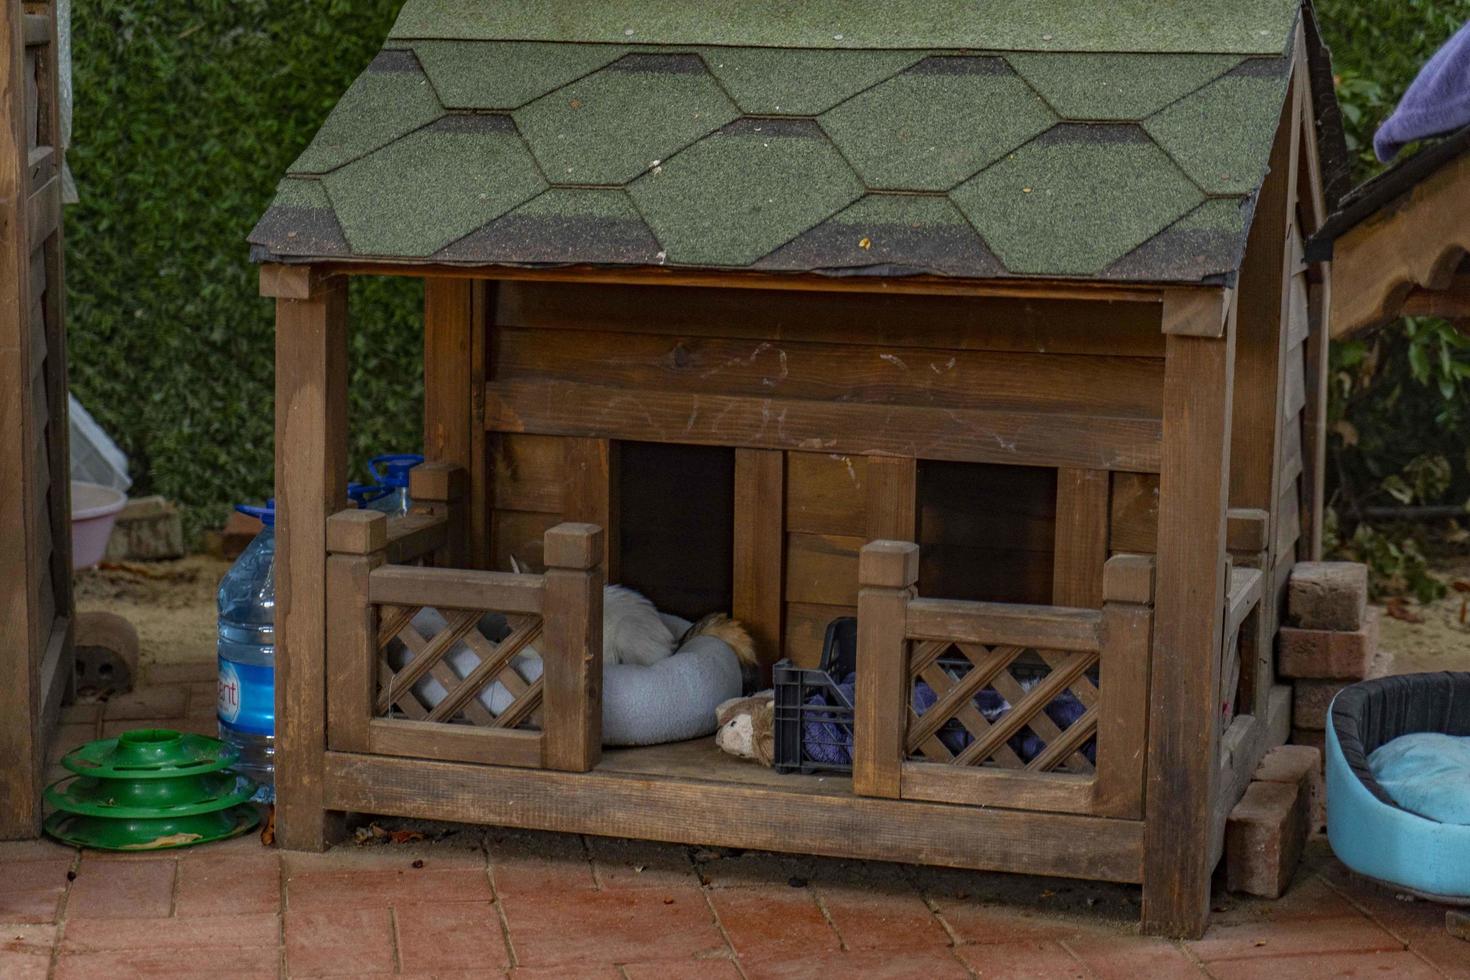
top-left (853, 542), bottom-right (1155, 819)
top-left (324, 465), bottom-right (604, 772)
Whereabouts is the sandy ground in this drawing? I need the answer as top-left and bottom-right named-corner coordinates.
top-left (1377, 556), bottom-right (1470, 673)
top-left (74, 555), bottom-right (233, 670)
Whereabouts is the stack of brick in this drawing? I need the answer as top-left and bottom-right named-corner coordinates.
top-left (1278, 562), bottom-right (1389, 763)
top-left (1225, 744), bottom-right (1322, 898)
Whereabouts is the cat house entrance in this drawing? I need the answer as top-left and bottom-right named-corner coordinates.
top-left (615, 441), bottom-right (735, 622)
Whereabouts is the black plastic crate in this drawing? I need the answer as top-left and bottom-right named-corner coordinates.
top-left (773, 617), bottom-right (858, 774)
top-left (773, 616), bottom-right (1094, 775)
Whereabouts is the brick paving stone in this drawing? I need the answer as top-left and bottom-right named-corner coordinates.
top-left (1, 858), bottom-right (78, 923)
top-left (952, 939), bottom-right (1091, 979)
top-left (1226, 779), bottom-right (1309, 899)
top-left (814, 881), bottom-right (951, 951)
top-left (1062, 933), bottom-right (1207, 978)
top-left (502, 884), bottom-right (726, 968)
top-left (1206, 949), bottom-right (1442, 979)
top-left (53, 945), bottom-right (280, 979)
top-left (693, 849), bottom-right (821, 889)
top-left (1287, 562), bottom-right (1368, 631)
top-left (60, 912), bottom-right (280, 951)
top-left (0, 838), bottom-right (76, 862)
top-left (1213, 874), bottom-right (1360, 926)
top-left (586, 836), bottom-right (700, 891)
top-left (509, 966), bottom-right (622, 979)
top-left (1277, 612), bottom-right (1380, 680)
top-left (747, 947), bottom-right (974, 979)
top-left (1187, 915), bottom-right (1403, 962)
top-left (1318, 870), bottom-right (1470, 980)
top-left (48, 722), bottom-right (101, 764)
top-left (622, 956), bottom-right (744, 979)
top-left (707, 885), bottom-right (838, 964)
top-left (929, 900), bottom-right (1103, 947)
top-left (0, 923), bottom-right (57, 980)
top-left (393, 900), bottom-right (509, 974)
top-left (488, 829), bottom-right (596, 896)
top-left (102, 715), bottom-right (217, 739)
top-left (65, 857), bottom-right (175, 919)
top-left (187, 682), bottom-right (219, 717)
top-left (284, 907), bottom-right (394, 976)
top-left (142, 662), bottom-right (218, 685)
top-left (101, 685), bottom-right (189, 721)
top-left (281, 834), bottom-right (487, 875)
top-left (287, 866), bottom-right (493, 911)
top-left (173, 853), bottom-right (282, 917)
top-left (60, 701), bottom-right (102, 724)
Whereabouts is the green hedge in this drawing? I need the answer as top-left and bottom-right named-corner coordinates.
top-left (67, 1), bottom-right (422, 537)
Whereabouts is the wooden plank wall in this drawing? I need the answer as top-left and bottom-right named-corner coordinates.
top-left (483, 281), bottom-right (1167, 666)
top-left (1, 1), bottom-right (72, 840)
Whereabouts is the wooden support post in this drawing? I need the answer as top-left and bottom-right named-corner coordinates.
top-left (1301, 273), bottom-right (1331, 560)
top-left (1054, 468), bottom-right (1111, 608)
top-left (0, 0), bottom-right (38, 840)
top-left (853, 540), bottom-right (919, 799)
top-left (1096, 554), bottom-right (1155, 819)
top-left (864, 455), bottom-right (917, 541)
top-left (1142, 299), bottom-right (1236, 938)
top-left (563, 438), bottom-right (618, 580)
top-left (424, 278), bottom-right (492, 567)
top-left (733, 448), bottom-right (785, 670)
top-left (269, 266), bottom-right (349, 851)
top-left (410, 461), bottom-right (467, 568)
top-left (542, 522), bottom-right (604, 772)
top-left (326, 510), bottom-right (386, 754)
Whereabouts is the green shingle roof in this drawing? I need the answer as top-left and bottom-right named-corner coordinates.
top-left (250, 0), bottom-right (1302, 284)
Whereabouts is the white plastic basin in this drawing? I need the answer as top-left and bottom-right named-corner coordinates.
top-left (70, 481), bottom-right (127, 569)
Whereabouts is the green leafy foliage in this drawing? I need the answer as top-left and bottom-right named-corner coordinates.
top-left (1315, 2), bottom-right (1470, 598)
top-left (67, 1), bottom-right (422, 538)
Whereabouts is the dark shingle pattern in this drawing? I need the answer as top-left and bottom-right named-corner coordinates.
top-left (251, 2), bottom-right (1298, 283)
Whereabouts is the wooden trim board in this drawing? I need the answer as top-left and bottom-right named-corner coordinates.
top-left (322, 750), bottom-right (1144, 884)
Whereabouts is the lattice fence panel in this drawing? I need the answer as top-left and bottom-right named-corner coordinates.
top-left (375, 604), bottom-right (544, 730)
top-left (905, 642), bottom-right (1099, 773)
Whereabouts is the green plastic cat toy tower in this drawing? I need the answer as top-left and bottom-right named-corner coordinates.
top-left (44, 729), bottom-right (259, 851)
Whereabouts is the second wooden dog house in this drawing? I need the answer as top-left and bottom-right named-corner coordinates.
top-left (251, 0), bottom-right (1338, 938)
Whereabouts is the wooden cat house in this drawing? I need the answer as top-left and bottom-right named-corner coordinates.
top-left (250, 0), bottom-right (1337, 937)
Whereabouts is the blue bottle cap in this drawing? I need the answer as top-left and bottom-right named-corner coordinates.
top-left (369, 454), bottom-right (425, 490)
top-left (234, 500), bottom-right (276, 528)
top-left (347, 482), bottom-right (391, 508)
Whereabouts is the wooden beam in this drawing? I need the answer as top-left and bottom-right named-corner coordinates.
top-left (733, 449), bottom-right (785, 669)
top-left (563, 437), bottom-right (618, 579)
top-left (324, 750), bottom-right (1145, 884)
top-left (487, 380), bottom-right (1163, 473)
top-left (1053, 468), bottom-right (1111, 607)
top-left (541, 523), bottom-right (604, 772)
top-left (1161, 287), bottom-right (1232, 338)
top-left (273, 274), bottom-right (349, 850)
top-left (0, 0), bottom-right (42, 840)
top-left (260, 263), bottom-right (332, 300)
top-left (423, 278), bottom-right (481, 562)
top-left (1142, 322), bottom-right (1236, 938)
top-left (316, 258), bottom-right (1167, 306)
top-left (853, 541), bottom-right (918, 799)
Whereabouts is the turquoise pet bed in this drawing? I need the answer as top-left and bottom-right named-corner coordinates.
top-left (1326, 672), bottom-right (1470, 903)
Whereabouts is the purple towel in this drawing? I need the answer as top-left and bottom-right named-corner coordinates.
top-left (1374, 20), bottom-right (1470, 162)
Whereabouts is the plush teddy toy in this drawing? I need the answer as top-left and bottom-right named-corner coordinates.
top-left (715, 691), bottom-right (775, 766)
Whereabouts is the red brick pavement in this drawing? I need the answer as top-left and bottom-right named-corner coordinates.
top-left (4, 672), bottom-right (1465, 979)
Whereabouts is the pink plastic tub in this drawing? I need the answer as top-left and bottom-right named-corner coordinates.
top-left (71, 481), bottom-right (127, 569)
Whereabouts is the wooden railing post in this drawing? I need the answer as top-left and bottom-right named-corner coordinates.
top-left (541, 522), bottom-right (604, 772)
top-left (1095, 554), bottom-right (1155, 819)
top-left (325, 510), bottom-right (387, 754)
top-left (266, 264), bottom-right (348, 852)
top-left (853, 540), bottom-right (919, 799)
top-left (410, 461), bottom-right (467, 567)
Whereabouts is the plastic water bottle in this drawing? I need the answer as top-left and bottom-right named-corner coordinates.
top-left (365, 453), bottom-right (423, 517)
top-left (217, 502), bottom-right (277, 800)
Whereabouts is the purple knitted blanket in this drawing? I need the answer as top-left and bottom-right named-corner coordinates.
top-left (1375, 20), bottom-right (1470, 162)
